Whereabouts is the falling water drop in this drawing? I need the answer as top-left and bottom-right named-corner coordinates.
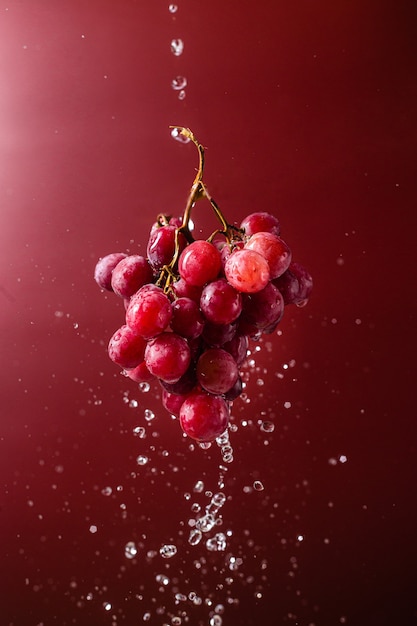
top-left (171, 127), bottom-right (191, 143)
top-left (171, 75), bottom-right (187, 90)
top-left (170, 38), bottom-right (184, 56)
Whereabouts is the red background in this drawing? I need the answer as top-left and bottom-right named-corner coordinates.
top-left (0, 1), bottom-right (416, 625)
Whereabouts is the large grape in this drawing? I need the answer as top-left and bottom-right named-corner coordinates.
top-left (179, 390), bottom-right (230, 442)
top-left (126, 285), bottom-right (172, 338)
top-left (200, 278), bottom-right (242, 324)
top-left (145, 332), bottom-right (191, 384)
top-left (245, 232), bottom-right (292, 279)
top-left (196, 348), bottom-right (239, 395)
top-left (178, 240), bottom-right (222, 287)
top-left (108, 324), bottom-right (147, 369)
top-left (224, 249), bottom-right (270, 293)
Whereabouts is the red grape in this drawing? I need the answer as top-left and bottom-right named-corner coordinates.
top-left (94, 252), bottom-right (127, 291)
top-left (201, 321), bottom-right (237, 347)
top-left (240, 211), bottom-right (281, 237)
top-left (147, 224), bottom-right (187, 271)
top-left (162, 388), bottom-right (190, 417)
top-left (179, 390), bottom-right (230, 442)
top-left (223, 333), bottom-right (249, 366)
top-left (125, 360), bottom-right (154, 383)
top-left (126, 285), bottom-right (172, 339)
top-left (171, 277), bottom-right (203, 302)
top-left (145, 332), bottom-right (191, 384)
top-left (171, 297), bottom-right (204, 339)
top-left (245, 232), bottom-right (292, 279)
top-left (108, 324), bottom-right (147, 369)
top-left (224, 248), bottom-right (270, 293)
top-left (200, 278), bottom-right (242, 324)
top-left (196, 348), bottom-right (239, 395)
top-left (178, 240), bottom-right (222, 286)
top-left (273, 262), bottom-right (313, 306)
top-left (111, 254), bottom-right (153, 298)
top-left (241, 282), bottom-right (284, 331)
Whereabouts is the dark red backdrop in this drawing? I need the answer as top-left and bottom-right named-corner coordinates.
top-left (0, 1), bottom-right (416, 625)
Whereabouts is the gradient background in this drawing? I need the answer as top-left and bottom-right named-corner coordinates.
top-left (0, 1), bottom-right (416, 625)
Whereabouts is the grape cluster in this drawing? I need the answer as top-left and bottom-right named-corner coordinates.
top-left (94, 128), bottom-right (312, 443)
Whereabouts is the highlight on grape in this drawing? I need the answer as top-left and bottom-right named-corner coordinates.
top-left (94, 127), bottom-right (312, 443)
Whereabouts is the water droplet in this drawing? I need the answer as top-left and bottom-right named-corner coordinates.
top-left (171, 75), bottom-right (187, 90)
top-left (155, 573), bottom-right (170, 585)
top-left (210, 615), bottom-right (223, 626)
top-left (168, 3), bottom-right (178, 13)
top-left (133, 426), bottom-right (146, 438)
top-left (89, 525), bottom-right (98, 533)
top-left (103, 601), bottom-right (112, 611)
top-left (144, 409), bottom-right (155, 421)
top-left (253, 480), bottom-right (264, 491)
top-left (178, 89), bottom-right (186, 100)
top-left (160, 543), bottom-right (177, 558)
top-left (188, 528), bottom-right (202, 545)
top-left (196, 513), bottom-right (216, 533)
top-left (129, 399), bottom-right (138, 408)
top-left (171, 127), bottom-right (191, 143)
top-left (207, 492), bottom-right (226, 515)
top-left (170, 38), bottom-right (184, 56)
top-left (136, 455), bottom-right (149, 466)
top-left (101, 486), bottom-right (112, 496)
top-left (206, 532), bottom-right (227, 552)
top-left (193, 480), bottom-right (204, 493)
top-left (260, 421), bottom-right (275, 433)
top-left (125, 541), bottom-right (138, 559)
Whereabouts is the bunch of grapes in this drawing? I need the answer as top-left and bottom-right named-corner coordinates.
top-left (94, 128), bottom-right (312, 443)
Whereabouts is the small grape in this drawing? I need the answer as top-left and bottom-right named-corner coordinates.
top-left (125, 285), bottom-right (172, 338)
top-left (200, 278), bottom-right (242, 324)
top-left (178, 240), bottom-right (222, 286)
top-left (241, 282), bottom-right (284, 331)
top-left (161, 388), bottom-right (191, 416)
top-left (159, 365), bottom-right (197, 395)
top-left (223, 333), bottom-right (249, 366)
top-left (125, 360), bottom-right (154, 383)
top-left (171, 297), bottom-right (204, 339)
top-left (240, 211), bottom-right (281, 237)
top-left (94, 252), bottom-right (127, 291)
top-left (224, 249), bottom-right (270, 293)
top-left (223, 375), bottom-right (243, 401)
top-left (196, 348), bottom-right (239, 395)
top-left (273, 262), bottom-right (313, 306)
top-left (245, 232), bottom-right (291, 279)
top-left (171, 277), bottom-right (203, 302)
top-left (202, 321), bottom-right (237, 347)
top-left (108, 325), bottom-right (147, 369)
top-left (147, 224), bottom-right (187, 271)
top-left (145, 332), bottom-right (191, 384)
top-left (179, 390), bottom-right (230, 442)
top-left (110, 255), bottom-right (153, 298)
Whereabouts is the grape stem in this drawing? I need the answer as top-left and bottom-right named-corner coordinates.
top-left (160, 127), bottom-right (242, 292)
